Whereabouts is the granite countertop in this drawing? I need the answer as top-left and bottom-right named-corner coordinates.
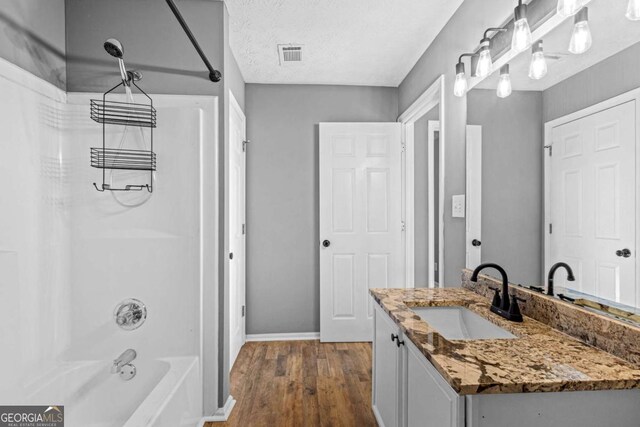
top-left (370, 287), bottom-right (640, 395)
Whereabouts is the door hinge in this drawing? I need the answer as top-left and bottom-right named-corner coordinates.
top-left (549, 223), bottom-right (553, 234)
top-left (544, 145), bottom-right (552, 156)
top-left (243, 139), bottom-right (250, 152)
top-left (401, 221), bottom-right (406, 232)
top-left (241, 305), bottom-right (245, 317)
top-left (401, 142), bottom-right (406, 153)
top-left (242, 224), bottom-right (245, 235)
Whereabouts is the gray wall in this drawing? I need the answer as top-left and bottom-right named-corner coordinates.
top-left (0, 0), bottom-right (66, 89)
top-left (245, 84), bottom-right (398, 334)
top-left (65, 0), bottom-right (224, 97)
top-left (398, 0), bottom-right (516, 286)
top-left (414, 107), bottom-right (439, 287)
top-left (65, 0), bottom-right (245, 412)
top-left (544, 41), bottom-right (640, 122)
top-left (468, 89), bottom-right (544, 286)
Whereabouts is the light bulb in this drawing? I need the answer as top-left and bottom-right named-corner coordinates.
top-left (512, 19), bottom-right (532, 52)
top-left (557, 0), bottom-right (584, 17)
top-left (497, 65), bottom-right (512, 98)
top-left (528, 41), bottom-right (547, 80)
top-left (476, 41), bottom-right (493, 78)
top-left (453, 62), bottom-right (468, 97)
top-left (627, 0), bottom-right (640, 20)
top-left (512, 2), bottom-right (532, 53)
top-left (569, 8), bottom-right (592, 54)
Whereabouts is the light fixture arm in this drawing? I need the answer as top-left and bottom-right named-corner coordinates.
top-left (457, 52), bottom-right (477, 65)
top-left (483, 27), bottom-right (508, 40)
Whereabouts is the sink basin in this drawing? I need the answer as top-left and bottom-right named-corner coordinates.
top-left (411, 306), bottom-right (517, 340)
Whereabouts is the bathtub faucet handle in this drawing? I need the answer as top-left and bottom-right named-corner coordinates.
top-left (114, 299), bottom-right (147, 331)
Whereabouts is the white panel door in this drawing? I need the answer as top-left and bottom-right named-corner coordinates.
top-left (320, 123), bottom-right (403, 342)
top-left (549, 101), bottom-right (636, 306)
top-left (229, 92), bottom-right (246, 369)
top-left (466, 125), bottom-right (482, 270)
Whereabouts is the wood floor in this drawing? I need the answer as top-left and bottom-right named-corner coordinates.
top-left (207, 340), bottom-right (377, 427)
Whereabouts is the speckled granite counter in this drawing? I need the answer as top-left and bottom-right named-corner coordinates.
top-left (370, 287), bottom-right (640, 395)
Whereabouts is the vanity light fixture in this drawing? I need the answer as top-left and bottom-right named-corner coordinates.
top-left (454, 61), bottom-right (468, 97)
top-left (627, 0), bottom-right (640, 20)
top-left (569, 7), bottom-right (592, 54)
top-left (497, 65), bottom-right (513, 98)
top-left (454, 53), bottom-right (477, 97)
top-left (476, 28), bottom-right (507, 78)
top-left (512, 0), bottom-right (533, 53)
top-left (557, 0), bottom-right (586, 17)
top-left (528, 40), bottom-right (548, 80)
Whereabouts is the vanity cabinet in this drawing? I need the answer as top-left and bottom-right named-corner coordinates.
top-left (372, 304), bottom-right (404, 427)
top-left (373, 302), bottom-right (462, 427)
top-left (372, 298), bottom-right (640, 427)
top-left (405, 339), bottom-right (463, 427)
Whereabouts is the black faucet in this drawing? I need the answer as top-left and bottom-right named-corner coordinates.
top-left (471, 263), bottom-right (523, 322)
top-left (547, 262), bottom-right (575, 296)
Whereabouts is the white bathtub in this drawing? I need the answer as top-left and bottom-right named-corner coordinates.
top-left (27, 357), bottom-right (201, 427)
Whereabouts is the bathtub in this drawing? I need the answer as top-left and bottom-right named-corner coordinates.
top-left (27, 356), bottom-right (201, 427)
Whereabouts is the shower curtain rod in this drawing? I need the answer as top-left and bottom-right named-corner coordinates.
top-left (165, 0), bottom-right (222, 83)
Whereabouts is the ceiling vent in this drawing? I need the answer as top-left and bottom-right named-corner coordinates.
top-left (278, 44), bottom-right (303, 65)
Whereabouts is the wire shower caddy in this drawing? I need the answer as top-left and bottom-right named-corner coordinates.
top-left (90, 78), bottom-right (156, 192)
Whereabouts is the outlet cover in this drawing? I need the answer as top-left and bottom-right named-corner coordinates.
top-left (452, 195), bottom-right (465, 218)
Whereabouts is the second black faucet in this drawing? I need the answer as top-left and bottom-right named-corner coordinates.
top-left (471, 263), bottom-right (524, 322)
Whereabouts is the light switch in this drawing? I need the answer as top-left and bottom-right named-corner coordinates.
top-left (452, 195), bottom-right (465, 218)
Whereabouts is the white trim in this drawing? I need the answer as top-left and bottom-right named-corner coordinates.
top-left (398, 75), bottom-right (446, 288)
top-left (403, 122), bottom-right (415, 288)
top-left (198, 395), bottom-right (236, 425)
top-left (543, 87), bottom-right (640, 308)
top-left (427, 121), bottom-right (440, 288)
top-left (0, 55), bottom-right (65, 102)
top-left (246, 332), bottom-right (321, 342)
top-left (465, 125), bottom-right (482, 272)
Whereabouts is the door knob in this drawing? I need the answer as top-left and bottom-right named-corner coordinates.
top-left (616, 248), bottom-right (632, 258)
top-left (322, 240), bottom-right (331, 248)
top-left (472, 239), bottom-right (481, 247)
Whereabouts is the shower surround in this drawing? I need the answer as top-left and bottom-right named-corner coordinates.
top-left (0, 58), bottom-right (219, 426)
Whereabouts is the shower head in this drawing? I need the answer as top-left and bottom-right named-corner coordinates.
top-left (104, 38), bottom-right (130, 84)
top-left (104, 38), bottom-right (124, 59)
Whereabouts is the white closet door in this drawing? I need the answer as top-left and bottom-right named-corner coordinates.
top-left (229, 93), bottom-right (246, 369)
top-left (549, 101), bottom-right (636, 306)
top-left (319, 123), bottom-right (403, 342)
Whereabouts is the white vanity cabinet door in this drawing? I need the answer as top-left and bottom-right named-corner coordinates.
top-left (406, 339), bottom-right (464, 427)
top-left (373, 303), bottom-right (404, 427)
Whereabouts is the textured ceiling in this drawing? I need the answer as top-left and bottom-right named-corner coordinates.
top-left (477, 0), bottom-right (640, 91)
top-left (224, 0), bottom-right (464, 86)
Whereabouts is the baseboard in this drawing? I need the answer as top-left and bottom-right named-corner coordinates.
top-left (246, 332), bottom-right (320, 342)
top-left (198, 395), bottom-right (236, 425)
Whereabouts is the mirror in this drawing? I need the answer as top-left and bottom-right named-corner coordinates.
top-left (466, 0), bottom-right (640, 318)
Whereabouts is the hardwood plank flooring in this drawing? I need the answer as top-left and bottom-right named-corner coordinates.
top-left (207, 340), bottom-right (377, 427)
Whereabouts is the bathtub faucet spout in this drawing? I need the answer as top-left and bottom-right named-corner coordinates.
top-left (111, 349), bottom-right (137, 374)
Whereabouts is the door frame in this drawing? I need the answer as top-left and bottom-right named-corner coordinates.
top-left (543, 87), bottom-right (640, 307)
top-left (398, 75), bottom-right (446, 288)
top-left (465, 125), bottom-right (482, 270)
top-left (227, 89), bottom-right (246, 370)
